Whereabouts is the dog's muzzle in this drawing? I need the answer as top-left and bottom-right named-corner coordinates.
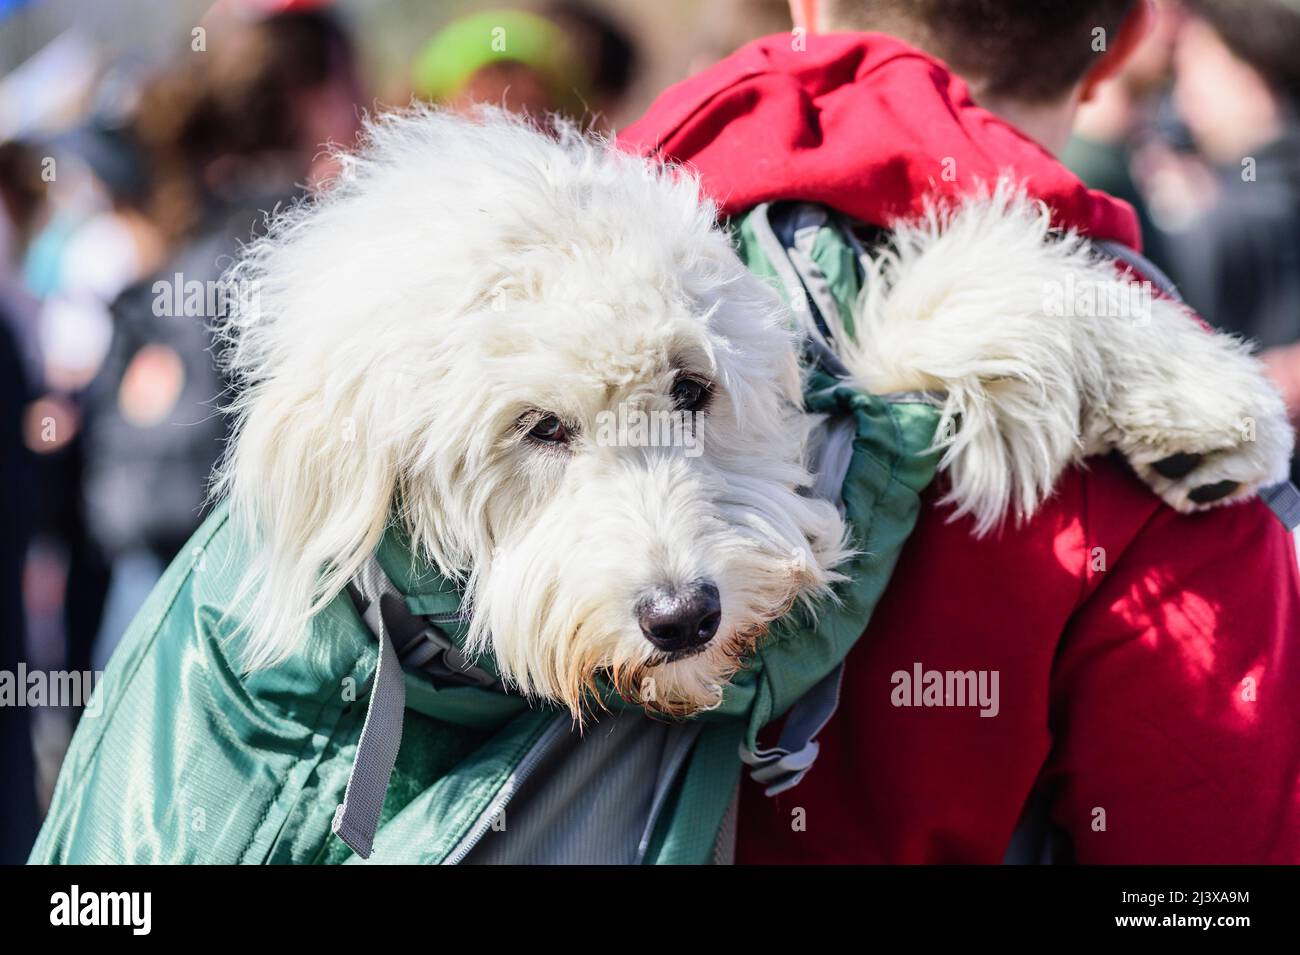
top-left (636, 580), bottom-right (722, 659)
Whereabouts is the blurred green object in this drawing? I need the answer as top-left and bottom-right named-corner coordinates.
top-left (412, 9), bottom-right (588, 109)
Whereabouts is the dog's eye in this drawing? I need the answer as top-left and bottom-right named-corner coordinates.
top-left (671, 376), bottom-right (711, 413)
top-left (527, 413), bottom-right (569, 444)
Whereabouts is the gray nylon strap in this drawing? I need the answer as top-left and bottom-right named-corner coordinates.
top-left (787, 206), bottom-right (849, 334)
top-left (331, 556), bottom-right (408, 859)
top-left (748, 203), bottom-right (851, 379)
top-left (736, 205), bottom-right (856, 797)
top-left (712, 783), bottom-right (740, 865)
top-left (635, 722), bottom-right (704, 863)
top-left (1261, 481), bottom-right (1300, 531)
top-left (808, 415), bottom-right (857, 511)
top-left (1093, 238), bottom-right (1184, 302)
top-left (738, 662), bottom-right (845, 796)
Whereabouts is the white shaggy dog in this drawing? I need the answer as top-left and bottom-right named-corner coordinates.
top-left (216, 108), bottom-right (1292, 719)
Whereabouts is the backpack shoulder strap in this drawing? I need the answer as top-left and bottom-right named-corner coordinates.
top-left (332, 555), bottom-right (496, 858)
top-left (741, 201), bottom-right (850, 378)
top-left (738, 661), bottom-right (845, 796)
top-left (330, 556), bottom-right (408, 859)
top-left (733, 201), bottom-right (929, 796)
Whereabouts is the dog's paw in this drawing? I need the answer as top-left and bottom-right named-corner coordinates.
top-left (1089, 311), bottom-right (1295, 513)
top-left (1114, 430), bottom-right (1290, 514)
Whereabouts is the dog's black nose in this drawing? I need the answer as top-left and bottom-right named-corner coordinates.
top-left (638, 581), bottom-right (722, 654)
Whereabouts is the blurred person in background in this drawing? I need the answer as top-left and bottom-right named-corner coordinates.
top-left (42, 103), bottom-right (170, 397)
top-left (541, 0), bottom-right (640, 127)
top-left (1061, 0), bottom-right (1180, 272)
top-left (1, 137), bottom-right (115, 810)
top-left (0, 142), bottom-right (40, 863)
top-left (82, 3), bottom-right (363, 665)
top-left (22, 110), bottom-right (163, 705)
top-left (685, 0), bottom-right (794, 75)
top-left (1166, 0), bottom-right (1300, 478)
top-left (411, 8), bottom-right (591, 119)
top-left (0, 140), bottom-right (45, 379)
top-left (0, 313), bottom-right (36, 864)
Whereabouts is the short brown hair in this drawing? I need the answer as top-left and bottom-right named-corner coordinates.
top-left (821, 0), bottom-right (1138, 102)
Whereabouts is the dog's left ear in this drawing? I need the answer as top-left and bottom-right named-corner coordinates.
top-left (218, 361), bottom-right (404, 669)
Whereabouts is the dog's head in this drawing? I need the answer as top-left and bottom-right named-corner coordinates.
top-left (219, 108), bottom-right (848, 718)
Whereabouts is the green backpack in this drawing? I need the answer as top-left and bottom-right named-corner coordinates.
top-left (30, 203), bottom-right (945, 865)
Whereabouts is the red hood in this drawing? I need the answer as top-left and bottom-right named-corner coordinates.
top-left (619, 32), bottom-right (1141, 249)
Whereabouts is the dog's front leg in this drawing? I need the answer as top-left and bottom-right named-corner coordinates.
top-left (1070, 257), bottom-right (1294, 513)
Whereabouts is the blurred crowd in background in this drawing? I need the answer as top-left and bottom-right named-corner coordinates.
top-left (2, 0), bottom-right (1299, 862)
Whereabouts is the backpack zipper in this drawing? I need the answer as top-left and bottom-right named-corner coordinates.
top-left (441, 713), bottom-right (570, 864)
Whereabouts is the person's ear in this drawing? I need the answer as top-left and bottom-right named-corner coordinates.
top-left (1081, 0), bottom-right (1154, 102)
top-left (788, 0), bottom-right (820, 32)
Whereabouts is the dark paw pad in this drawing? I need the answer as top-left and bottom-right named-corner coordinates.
top-left (1152, 452), bottom-right (1202, 480)
top-left (1188, 480), bottom-right (1239, 504)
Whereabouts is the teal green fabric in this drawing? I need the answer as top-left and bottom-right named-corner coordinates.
top-left (30, 204), bottom-right (942, 865)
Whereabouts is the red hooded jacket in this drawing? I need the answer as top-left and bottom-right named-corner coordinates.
top-left (620, 32), bottom-right (1300, 864)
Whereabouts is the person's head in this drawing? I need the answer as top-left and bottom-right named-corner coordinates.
top-left (788, 0), bottom-right (1154, 152)
top-left (412, 10), bottom-right (590, 118)
top-left (138, 7), bottom-right (361, 215)
top-left (542, 0), bottom-right (640, 125)
top-left (1175, 0), bottom-right (1300, 163)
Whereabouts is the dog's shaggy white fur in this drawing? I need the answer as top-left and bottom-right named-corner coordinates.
top-left (218, 108), bottom-right (849, 716)
top-left (836, 184), bottom-right (1294, 535)
top-left (216, 108), bottom-right (1292, 718)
